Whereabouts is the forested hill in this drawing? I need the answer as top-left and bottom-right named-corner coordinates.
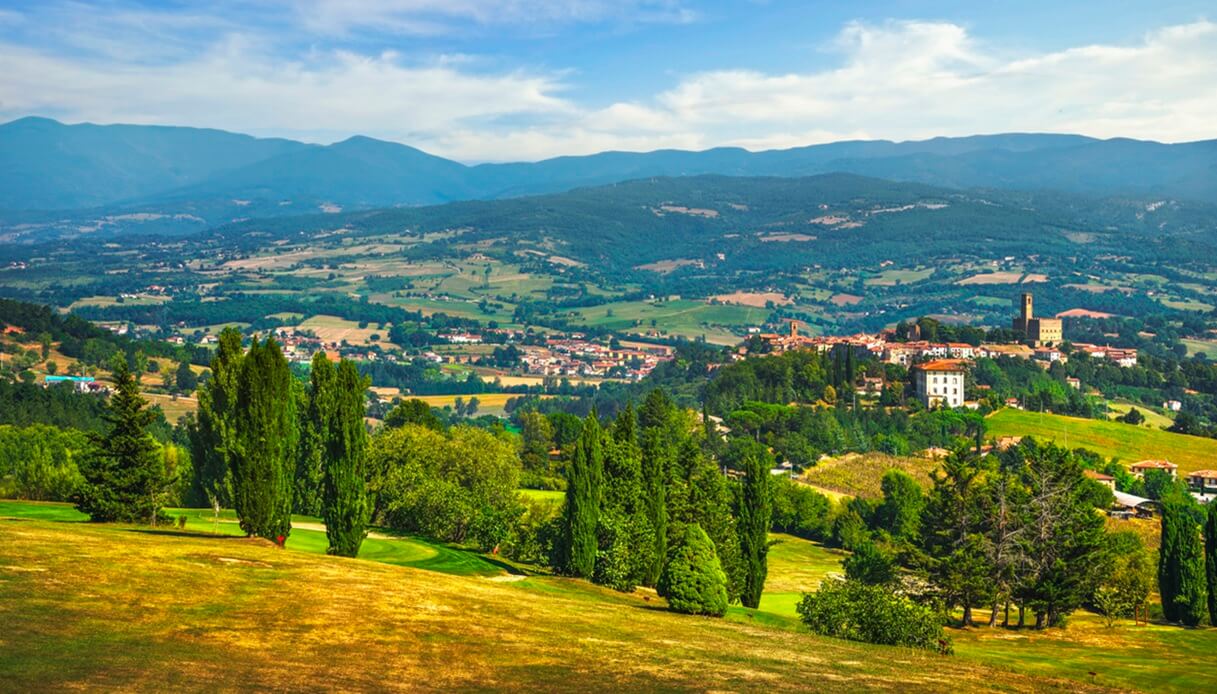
top-left (211, 173), bottom-right (1217, 276)
top-left (4, 117), bottom-right (1216, 239)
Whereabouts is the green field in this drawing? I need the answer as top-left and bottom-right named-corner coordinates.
top-left (569, 299), bottom-right (766, 344)
top-left (2, 501), bottom-right (1079, 692)
top-left (6, 500), bottom-right (1217, 691)
top-left (987, 408), bottom-right (1217, 474)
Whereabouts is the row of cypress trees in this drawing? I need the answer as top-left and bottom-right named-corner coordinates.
top-left (191, 328), bottom-right (369, 556)
top-left (1159, 497), bottom-right (1217, 626)
top-left (553, 390), bottom-right (772, 611)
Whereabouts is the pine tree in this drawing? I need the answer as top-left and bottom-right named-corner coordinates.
top-left (322, 358), bottom-right (371, 557)
top-left (1207, 501), bottom-right (1217, 626)
top-left (559, 412), bottom-right (603, 578)
top-left (922, 448), bottom-right (991, 626)
top-left (73, 358), bottom-right (166, 523)
top-left (189, 327), bottom-right (243, 515)
top-left (876, 469), bottom-right (924, 542)
top-left (230, 337), bottom-right (297, 542)
top-left (658, 523), bottom-right (728, 617)
top-left (737, 439), bottom-right (772, 608)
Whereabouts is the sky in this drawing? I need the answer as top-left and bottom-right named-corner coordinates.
top-left (0, 0), bottom-right (1215, 162)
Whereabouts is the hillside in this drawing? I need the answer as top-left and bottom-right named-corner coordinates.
top-left (4, 118), bottom-right (1216, 238)
top-left (986, 408), bottom-right (1217, 473)
top-left (0, 509), bottom-right (1109, 693)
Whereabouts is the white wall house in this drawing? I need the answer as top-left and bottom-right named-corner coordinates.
top-left (913, 360), bottom-right (967, 408)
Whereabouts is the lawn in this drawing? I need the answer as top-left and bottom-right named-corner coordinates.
top-left (0, 507), bottom-right (1079, 692)
top-left (986, 408), bottom-right (1217, 474)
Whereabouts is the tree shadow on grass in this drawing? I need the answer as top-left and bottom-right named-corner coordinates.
top-left (124, 528), bottom-right (247, 541)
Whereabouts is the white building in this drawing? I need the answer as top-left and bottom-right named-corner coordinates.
top-left (913, 359), bottom-right (967, 409)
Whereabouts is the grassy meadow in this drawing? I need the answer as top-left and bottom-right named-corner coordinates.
top-left (0, 500), bottom-right (1101, 693)
top-left (4, 500), bottom-right (1217, 691)
top-left (987, 408), bottom-right (1217, 473)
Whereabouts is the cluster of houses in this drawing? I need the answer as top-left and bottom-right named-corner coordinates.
top-left (519, 337), bottom-right (673, 380)
top-left (42, 375), bottom-right (110, 395)
top-left (1085, 460), bottom-right (1217, 516)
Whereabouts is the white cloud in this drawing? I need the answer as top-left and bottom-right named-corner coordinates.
top-left (1, 16), bottom-right (1215, 161)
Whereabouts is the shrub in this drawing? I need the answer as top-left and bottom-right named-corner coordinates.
top-left (797, 578), bottom-right (950, 654)
top-left (658, 523), bottom-right (728, 617)
top-left (843, 540), bottom-right (896, 585)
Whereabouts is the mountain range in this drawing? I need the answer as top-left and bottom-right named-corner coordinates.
top-left (1, 116), bottom-right (1215, 236)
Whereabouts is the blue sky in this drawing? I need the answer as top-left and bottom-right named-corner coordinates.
top-left (1, 1), bottom-right (1214, 161)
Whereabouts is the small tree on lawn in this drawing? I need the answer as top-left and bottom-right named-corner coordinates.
top-left (737, 439), bottom-right (772, 609)
top-left (73, 358), bottom-right (167, 523)
top-left (658, 523), bottom-right (728, 617)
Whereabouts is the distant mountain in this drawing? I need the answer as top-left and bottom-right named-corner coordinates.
top-left (1, 118), bottom-right (1214, 236)
top-left (0, 117), bottom-right (306, 209)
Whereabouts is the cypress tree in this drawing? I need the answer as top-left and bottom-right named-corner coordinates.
top-left (1206, 502), bottom-right (1217, 626)
top-left (322, 358), bottom-right (371, 557)
top-left (189, 327), bottom-right (243, 514)
top-left (230, 337), bottom-right (297, 542)
top-left (560, 412), bottom-right (603, 578)
top-left (1159, 499), bottom-right (1185, 622)
top-left (296, 353), bottom-right (335, 515)
top-left (1177, 513), bottom-right (1208, 627)
top-left (639, 389), bottom-right (676, 586)
top-left (737, 440), bottom-right (772, 608)
top-left (73, 358), bottom-right (166, 523)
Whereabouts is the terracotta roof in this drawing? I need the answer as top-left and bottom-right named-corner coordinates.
top-left (1130, 459), bottom-right (1177, 470)
top-left (1187, 469), bottom-right (1217, 478)
top-left (914, 359), bottom-right (968, 372)
top-left (1084, 470), bottom-right (1115, 481)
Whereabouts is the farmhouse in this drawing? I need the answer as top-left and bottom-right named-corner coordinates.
top-left (1187, 469), bottom-right (1217, 496)
top-left (1129, 459), bottom-right (1178, 479)
top-left (1084, 469), bottom-right (1116, 491)
top-left (1011, 292), bottom-right (1062, 346)
top-left (912, 359), bottom-right (966, 409)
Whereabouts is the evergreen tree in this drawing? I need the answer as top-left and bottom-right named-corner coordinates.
top-left (230, 337), bottom-right (297, 542)
top-left (558, 412), bottom-right (603, 578)
top-left (922, 448), bottom-right (991, 626)
top-left (1018, 443), bottom-right (1107, 628)
top-left (189, 327), bottom-right (242, 515)
top-left (639, 390), bottom-right (675, 586)
top-left (596, 433), bottom-right (653, 591)
top-left (1161, 499), bottom-right (1209, 626)
top-left (736, 439), bottom-right (772, 608)
top-left (73, 358), bottom-right (167, 523)
top-left (295, 353), bottom-right (333, 515)
top-left (1159, 498), bottom-right (1187, 622)
top-left (322, 359), bottom-right (371, 557)
top-left (658, 523), bottom-right (728, 617)
top-left (1207, 501), bottom-right (1217, 627)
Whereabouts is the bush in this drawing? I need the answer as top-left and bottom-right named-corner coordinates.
top-left (658, 523), bottom-right (729, 617)
top-left (797, 578), bottom-right (950, 653)
top-left (843, 540), bottom-right (896, 585)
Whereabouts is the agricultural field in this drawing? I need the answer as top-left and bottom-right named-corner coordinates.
top-left (568, 299), bottom-right (768, 344)
top-left (412, 393), bottom-right (539, 417)
top-left (799, 453), bottom-right (939, 499)
top-left (297, 315), bottom-right (390, 347)
top-left (1180, 337), bottom-right (1217, 358)
top-left (864, 267), bottom-right (935, 286)
top-left (986, 408), bottom-right (1217, 474)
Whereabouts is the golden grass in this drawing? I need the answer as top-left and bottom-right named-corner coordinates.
top-left (800, 453), bottom-right (938, 499)
top-left (0, 519), bottom-right (1100, 692)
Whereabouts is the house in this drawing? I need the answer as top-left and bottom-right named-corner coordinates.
top-left (1163, 400), bottom-right (1182, 412)
top-left (1186, 469), bottom-right (1217, 495)
top-left (1066, 377), bottom-right (1081, 390)
top-left (1129, 459), bottom-right (1177, 479)
top-left (1084, 469), bottom-right (1116, 491)
top-left (912, 359), bottom-right (966, 409)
